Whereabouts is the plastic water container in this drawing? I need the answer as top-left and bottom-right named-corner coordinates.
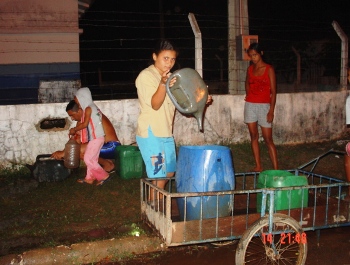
top-left (256, 170), bottom-right (309, 212)
top-left (64, 137), bottom-right (80, 169)
top-left (176, 145), bottom-right (235, 221)
top-left (115, 145), bottom-right (144, 179)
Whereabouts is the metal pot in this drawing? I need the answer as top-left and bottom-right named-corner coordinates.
top-left (165, 68), bottom-right (208, 132)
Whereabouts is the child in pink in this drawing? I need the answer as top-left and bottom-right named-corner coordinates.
top-left (69, 87), bottom-right (109, 185)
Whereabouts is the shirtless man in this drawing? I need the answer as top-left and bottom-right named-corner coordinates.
top-left (51, 100), bottom-right (120, 173)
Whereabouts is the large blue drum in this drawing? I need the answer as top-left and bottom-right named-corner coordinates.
top-left (176, 145), bottom-right (235, 220)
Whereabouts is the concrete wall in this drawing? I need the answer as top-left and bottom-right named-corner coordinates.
top-left (0, 91), bottom-right (347, 167)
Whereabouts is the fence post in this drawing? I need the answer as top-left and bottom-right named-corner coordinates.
top-left (332, 21), bottom-right (348, 90)
top-left (188, 13), bottom-right (203, 78)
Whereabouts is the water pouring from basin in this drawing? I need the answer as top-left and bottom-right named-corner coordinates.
top-left (165, 68), bottom-right (208, 132)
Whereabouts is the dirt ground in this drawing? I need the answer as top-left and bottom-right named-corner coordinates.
top-left (101, 226), bottom-right (350, 265)
top-left (1, 138), bottom-right (350, 264)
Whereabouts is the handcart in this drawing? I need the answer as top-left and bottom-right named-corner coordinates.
top-left (140, 149), bottom-right (350, 264)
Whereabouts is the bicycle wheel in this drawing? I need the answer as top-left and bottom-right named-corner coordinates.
top-left (235, 213), bottom-right (307, 265)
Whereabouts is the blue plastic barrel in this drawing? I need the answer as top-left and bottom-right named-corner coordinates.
top-left (176, 145), bottom-right (235, 221)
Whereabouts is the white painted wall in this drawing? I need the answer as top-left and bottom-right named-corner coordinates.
top-left (0, 91), bottom-right (347, 167)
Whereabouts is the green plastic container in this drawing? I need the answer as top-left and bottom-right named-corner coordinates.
top-left (257, 170), bottom-right (308, 212)
top-left (115, 145), bottom-right (144, 179)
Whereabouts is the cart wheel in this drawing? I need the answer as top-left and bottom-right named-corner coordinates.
top-left (235, 213), bottom-right (307, 265)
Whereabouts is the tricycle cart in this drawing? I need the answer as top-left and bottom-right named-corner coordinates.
top-left (140, 150), bottom-right (350, 264)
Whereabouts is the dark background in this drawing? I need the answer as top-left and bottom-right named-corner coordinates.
top-left (79, 0), bottom-right (350, 97)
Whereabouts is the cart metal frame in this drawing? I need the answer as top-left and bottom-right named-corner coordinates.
top-left (140, 149), bottom-right (350, 263)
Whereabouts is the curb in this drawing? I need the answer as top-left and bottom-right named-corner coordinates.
top-left (0, 235), bottom-right (164, 265)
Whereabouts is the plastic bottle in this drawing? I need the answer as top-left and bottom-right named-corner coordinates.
top-left (64, 137), bottom-right (81, 168)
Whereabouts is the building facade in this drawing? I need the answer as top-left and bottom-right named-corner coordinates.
top-left (0, 0), bottom-right (92, 104)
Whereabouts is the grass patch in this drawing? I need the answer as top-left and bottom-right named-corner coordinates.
top-left (0, 168), bottom-right (143, 255)
top-left (0, 165), bottom-right (31, 185)
top-left (0, 138), bottom-right (347, 256)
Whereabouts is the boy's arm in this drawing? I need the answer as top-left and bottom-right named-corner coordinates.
top-left (73, 121), bottom-right (82, 143)
top-left (51, 150), bottom-right (64, 159)
top-left (52, 120), bottom-right (82, 159)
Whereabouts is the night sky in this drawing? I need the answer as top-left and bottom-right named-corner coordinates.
top-left (79, 0), bottom-right (350, 88)
top-left (249, 0), bottom-right (350, 40)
